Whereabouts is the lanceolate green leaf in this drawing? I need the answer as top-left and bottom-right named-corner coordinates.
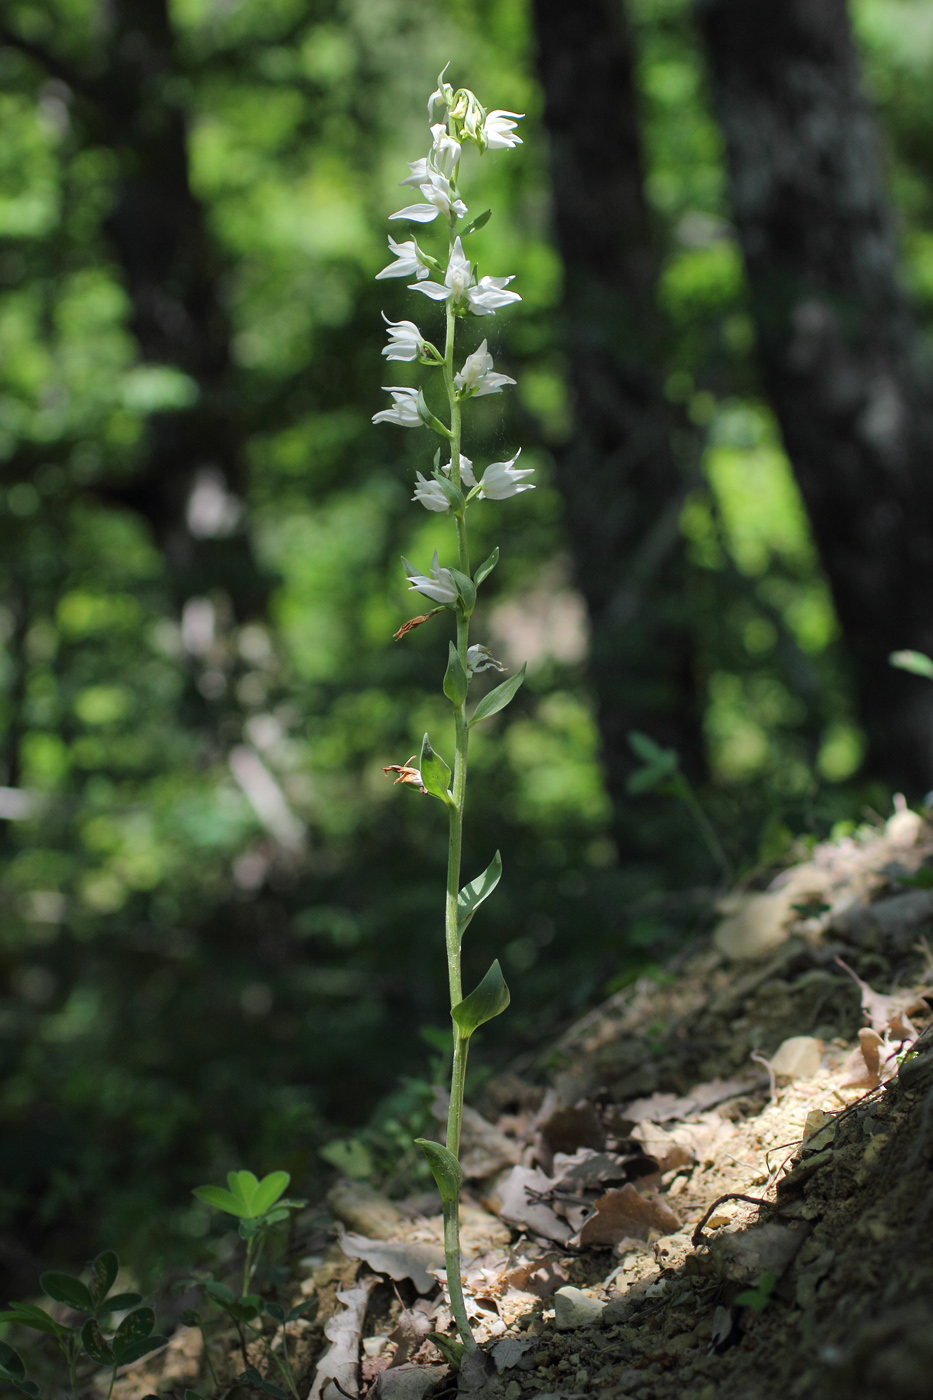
top-left (473, 547), bottom-right (499, 586)
top-left (443, 644), bottom-right (469, 707)
top-left (99, 1292), bottom-right (143, 1313)
top-left (0, 1305), bottom-right (69, 1338)
top-left (40, 1273), bottom-right (94, 1313)
top-left (457, 851), bottom-right (502, 939)
top-left (113, 1336), bottom-right (168, 1367)
top-left (451, 959), bottom-right (510, 1039)
top-left (625, 730), bottom-right (680, 793)
top-left (113, 1307), bottom-right (155, 1355)
top-left (227, 1170), bottom-right (260, 1207)
top-left (460, 209), bottom-right (491, 237)
top-left (627, 730), bottom-right (678, 768)
top-left (249, 1170), bottom-right (290, 1217)
top-left (419, 733), bottom-right (453, 804)
top-left (449, 568), bottom-right (476, 618)
top-left (87, 1251), bottom-right (119, 1310)
top-left (431, 471), bottom-right (465, 514)
top-left (205, 1282), bottom-right (235, 1305)
top-left (0, 1340), bottom-right (26, 1381)
top-left (80, 1319), bottom-right (114, 1366)
top-left (469, 663), bottom-right (526, 727)
top-left (416, 388), bottom-right (453, 439)
top-left (414, 1139), bottom-right (463, 1210)
top-left (192, 1185), bottom-right (253, 1218)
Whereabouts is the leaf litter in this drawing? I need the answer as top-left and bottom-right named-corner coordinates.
top-left (114, 804), bottom-right (933, 1400)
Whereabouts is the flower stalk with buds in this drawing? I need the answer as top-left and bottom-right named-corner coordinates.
top-left (373, 70), bottom-right (528, 1355)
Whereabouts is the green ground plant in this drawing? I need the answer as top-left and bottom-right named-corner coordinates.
top-left (0, 1251), bottom-right (164, 1400)
top-left (0, 1172), bottom-right (309, 1400)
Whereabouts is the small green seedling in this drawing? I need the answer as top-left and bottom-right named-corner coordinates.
top-left (192, 1170), bottom-right (305, 1296)
top-left (188, 1170), bottom-right (309, 1399)
top-left (179, 1286), bottom-right (313, 1400)
top-left (734, 1270), bottom-right (776, 1312)
top-left (626, 731), bottom-right (733, 885)
top-left (0, 1251), bottom-right (164, 1400)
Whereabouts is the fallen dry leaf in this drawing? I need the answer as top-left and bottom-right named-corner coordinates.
top-left (835, 958), bottom-right (930, 1040)
top-left (770, 1035), bottom-right (823, 1079)
top-left (337, 1227), bottom-right (445, 1295)
top-left (309, 1277), bottom-right (376, 1400)
top-left (327, 1180), bottom-right (410, 1241)
top-left (631, 1112), bottom-right (734, 1172)
top-left (385, 1298), bottom-right (435, 1368)
top-left (502, 1252), bottom-right (568, 1296)
top-left (374, 1363), bottom-right (447, 1399)
top-left (834, 1024), bottom-right (902, 1086)
top-left (535, 1095), bottom-right (606, 1158)
top-left (575, 1183), bottom-right (680, 1246)
top-left (496, 1165), bottom-right (572, 1244)
top-left (621, 1077), bottom-right (750, 1126)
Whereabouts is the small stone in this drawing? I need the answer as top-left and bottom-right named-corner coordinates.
top-left (553, 1285), bottom-right (606, 1329)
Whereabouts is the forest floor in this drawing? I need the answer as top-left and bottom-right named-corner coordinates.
top-left (118, 800), bottom-right (933, 1400)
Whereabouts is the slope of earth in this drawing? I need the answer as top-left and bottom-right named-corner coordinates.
top-left (117, 802), bottom-right (933, 1400)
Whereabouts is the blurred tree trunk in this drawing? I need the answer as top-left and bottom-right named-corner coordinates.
top-left (531, 0), bottom-right (705, 858)
top-left (698, 0), bottom-right (933, 793)
top-left (99, 0), bottom-right (265, 610)
top-left (0, 1), bottom-right (265, 615)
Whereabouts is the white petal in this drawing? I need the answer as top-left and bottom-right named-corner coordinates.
top-left (389, 203), bottom-right (440, 223)
top-left (413, 473), bottom-right (451, 512)
top-left (409, 280), bottom-right (452, 301)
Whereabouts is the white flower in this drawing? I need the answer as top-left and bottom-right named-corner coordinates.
top-left (410, 236), bottom-right (472, 304)
top-left (372, 387), bottom-right (421, 427)
top-left (412, 473), bottom-right (451, 512)
top-left (390, 174), bottom-right (467, 224)
top-left (375, 236), bottom-right (430, 281)
top-left (381, 315), bottom-right (424, 362)
top-left (451, 88), bottom-right (485, 142)
top-left (479, 449), bottom-right (535, 499)
top-left (399, 157), bottom-right (430, 189)
top-left (428, 67), bottom-right (454, 119)
top-left (483, 109), bottom-right (524, 150)
top-left (430, 123), bottom-right (461, 177)
top-left (404, 550), bottom-right (458, 605)
top-left (467, 275), bottom-right (521, 316)
top-left (467, 644), bottom-right (506, 673)
top-left (455, 340), bottom-right (516, 397)
top-left (443, 454), bottom-right (477, 488)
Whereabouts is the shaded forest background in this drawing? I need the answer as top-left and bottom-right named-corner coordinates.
top-left (1, 0), bottom-right (932, 1292)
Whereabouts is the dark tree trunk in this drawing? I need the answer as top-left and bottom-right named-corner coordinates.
top-left (698, 0), bottom-right (933, 793)
top-left (99, 0), bottom-right (263, 609)
top-left (0, 1), bottom-right (266, 615)
top-left (531, 0), bottom-right (705, 856)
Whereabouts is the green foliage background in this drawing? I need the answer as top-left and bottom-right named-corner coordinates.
top-left (0, 0), bottom-right (927, 1278)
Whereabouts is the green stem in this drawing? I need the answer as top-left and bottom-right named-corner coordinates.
top-left (674, 774), bottom-right (733, 887)
top-left (63, 1335), bottom-right (80, 1400)
top-left (440, 248), bottom-right (477, 1354)
top-left (273, 1325), bottom-right (300, 1400)
top-left (242, 1228), bottom-right (265, 1297)
top-left (199, 1323), bottom-right (219, 1388)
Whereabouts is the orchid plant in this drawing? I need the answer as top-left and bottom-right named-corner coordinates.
top-left (374, 70), bottom-right (528, 1353)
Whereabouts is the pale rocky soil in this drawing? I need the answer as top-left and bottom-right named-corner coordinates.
top-left (120, 801), bottom-right (933, 1400)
